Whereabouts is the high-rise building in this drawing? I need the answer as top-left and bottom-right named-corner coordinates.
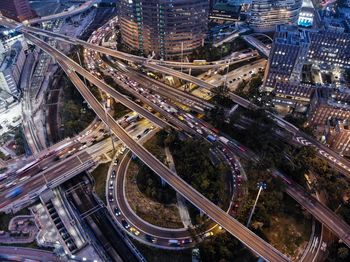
top-left (264, 25), bottom-right (350, 91)
top-left (0, 0), bottom-right (35, 22)
top-left (0, 33), bottom-right (29, 52)
top-left (0, 41), bottom-right (25, 97)
top-left (119, 0), bottom-right (209, 60)
top-left (307, 89), bottom-right (350, 127)
top-left (249, 0), bottom-right (303, 32)
top-left (264, 25), bottom-right (309, 90)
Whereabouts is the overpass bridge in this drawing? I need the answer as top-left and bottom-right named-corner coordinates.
top-left (24, 32), bottom-right (291, 262)
top-left (26, 0), bottom-right (99, 25)
top-left (0, 151), bottom-right (94, 213)
top-left (2, 16), bottom-right (348, 175)
top-left (2, 16), bottom-right (350, 259)
top-left (12, 21), bottom-right (259, 70)
top-left (241, 34), bottom-right (271, 57)
top-left (21, 28), bottom-right (350, 250)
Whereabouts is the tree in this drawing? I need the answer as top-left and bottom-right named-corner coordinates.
top-left (199, 232), bottom-right (255, 262)
top-left (212, 85), bottom-right (229, 99)
top-left (338, 247), bottom-right (350, 259)
top-left (247, 76), bottom-right (263, 97)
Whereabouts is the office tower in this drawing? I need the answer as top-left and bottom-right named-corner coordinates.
top-left (264, 25), bottom-right (309, 90)
top-left (250, 0), bottom-right (303, 32)
top-left (265, 24), bottom-right (350, 90)
top-left (0, 41), bottom-right (25, 97)
top-left (119, 0), bottom-right (209, 60)
top-left (0, 0), bottom-right (35, 22)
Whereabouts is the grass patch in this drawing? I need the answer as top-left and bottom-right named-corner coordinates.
top-left (91, 162), bottom-right (111, 204)
top-left (127, 160), bottom-right (183, 229)
top-left (263, 212), bottom-right (311, 257)
top-left (132, 240), bottom-right (192, 262)
top-left (126, 131), bottom-right (183, 228)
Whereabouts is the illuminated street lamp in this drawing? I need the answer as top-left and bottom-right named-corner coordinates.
top-left (246, 181), bottom-right (267, 228)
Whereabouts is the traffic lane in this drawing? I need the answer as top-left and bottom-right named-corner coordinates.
top-left (21, 25), bottom-right (257, 110)
top-left (73, 65), bottom-right (170, 129)
top-left (103, 69), bottom-right (182, 124)
top-left (115, 152), bottom-right (191, 239)
top-left (24, 33), bottom-right (169, 131)
top-left (0, 152), bottom-right (91, 208)
top-left (57, 61), bottom-right (290, 262)
top-left (104, 70), bottom-right (193, 134)
top-left (294, 133), bottom-right (350, 175)
top-left (22, 24), bottom-right (252, 70)
top-left (129, 70), bottom-right (214, 109)
top-left (225, 60), bottom-right (267, 90)
top-left (301, 221), bottom-right (322, 262)
top-left (285, 185), bottom-right (350, 247)
top-left (0, 246), bottom-right (60, 261)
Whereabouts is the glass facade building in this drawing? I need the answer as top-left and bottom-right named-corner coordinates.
top-left (250, 0), bottom-right (303, 32)
top-left (0, 0), bottom-right (35, 22)
top-left (119, 0), bottom-right (209, 60)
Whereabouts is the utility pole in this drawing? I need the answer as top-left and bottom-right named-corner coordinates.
top-left (247, 182), bottom-right (267, 228)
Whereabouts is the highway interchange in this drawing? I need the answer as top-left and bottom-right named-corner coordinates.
top-left (26, 31), bottom-right (289, 261)
top-left (19, 21), bottom-right (350, 176)
top-left (0, 6), bottom-right (350, 262)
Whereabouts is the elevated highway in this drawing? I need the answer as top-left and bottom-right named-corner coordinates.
top-left (276, 172), bottom-right (350, 248)
top-left (26, 31), bottom-right (290, 262)
top-left (26, 31), bottom-right (350, 251)
top-left (1, 16), bottom-right (349, 259)
top-left (26, 0), bottom-right (99, 25)
top-left (0, 151), bottom-right (94, 212)
top-left (241, 35), bottom-right (271, 57)
top-left (11, 22), bottom-right (259, 70)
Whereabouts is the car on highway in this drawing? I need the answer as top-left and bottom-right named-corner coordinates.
top-left (109, 180), bottom-right (113, 189)
top-left (114, 207), bottom-right (121, 216)
top-left (203, 231), bottom-right (214, 238)
top-left (121, 219), bottom-right (130, 229)
top-left (111, 170), bottom-right (116, 178)
top-left (181, 238), bottom-right (192, 245)
top-left (168, 239), bottom-right (180, 246)
top-left (5, 186), bottom-right (23, 199)
top-left (108, 191), bottom-right (114, 202)
top-left (130, 227), bottom-right (140, 236)
top-left (114, 159), bottom-right (119, 166)
top-left (145, 234), bottom-right (157, 243)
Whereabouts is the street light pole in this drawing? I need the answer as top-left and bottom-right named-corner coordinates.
top-left (246, 182), bottom-right (266, 228)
